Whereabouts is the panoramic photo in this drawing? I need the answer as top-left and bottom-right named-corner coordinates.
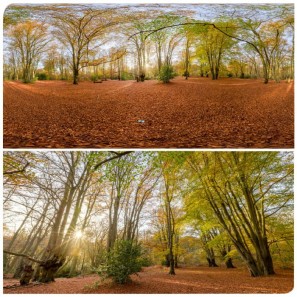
top-left (3, 3), bottom-right (294, 148)
top-left (3, 151), bottom-right (294, 294)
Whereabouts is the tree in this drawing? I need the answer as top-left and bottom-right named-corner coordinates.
top-left (186, 152), bottom-right (293, 276)
top-left (51, 7), bottom-right (117, 84)
top-left (182, 33), bottom-right (192, 79)
top-left (4, 151), bottom-right (132, 283)
top-left (127, 18), bottom-right (151, 80)
top-left (157, 153), bottom-right (183, 275)
top-left (7, 21), bottom-right (49, 82)
top-left (214, 5), bottom-right (294, 83)
top-left (122, 164), bottom-right (159, 242)
top-left (3, 151), bottom-right (294, 284)
top-left (149, 15), bottom-right (184, 73)
top-left (104, 155), bottom-right (136, 251)
top-left (193, 21), bottom-right (235, 80)
top-left (183, 185), bottom-right (237, 269)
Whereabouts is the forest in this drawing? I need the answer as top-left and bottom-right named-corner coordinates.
top-left (3, 151), bottom-right (294, 293)
top-left (3, 3), bottom-right (294, 149)
top-left (3, 3), bottom-right (294, 84)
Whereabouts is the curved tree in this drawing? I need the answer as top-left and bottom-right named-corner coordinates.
top-left (186, 152), bottom-right (293, 276)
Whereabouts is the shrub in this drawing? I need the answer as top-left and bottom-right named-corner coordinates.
top-left (97, 240), bottom-right (142, 284)
top-left (183, 70), bottom-right (190, 78)
top-left (120, 72), bottom-right (133, 81)
top-left (158, 64), bottom-right (175, 83)
top-left (23, 77), bottom-right (36, 83)
top-left (139, 255), bottom-right (152, 267)
top-left (90, 74), bottom-right (101, 82)
top-left (36, 72), bottom-right (48, 80)
top-left (227, 73), bottom-right (233, 78)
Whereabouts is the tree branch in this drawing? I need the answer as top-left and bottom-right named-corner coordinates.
top-left (4, 162), bottom-right (30, 176)
top-left (93, 151), bottom-right (132, 171)
top-left (4, 250), bottom-right (44, 264)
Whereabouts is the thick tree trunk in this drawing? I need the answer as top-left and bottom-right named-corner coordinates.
top-left (233, 240), bottom-right (266, 277)
top-left (72, 65), bottom-right (79, 85)
top-left (225, 258), bottom-right (236, 268)
top-left (184, 38), bottom-right (190, 80)
top-left (256, 240), bottom-right (275, 275)
top-left (23, 67), bottom-right (31, 83)
top-left (169, 254), bottom-right (175, 275)
top-left (215, 67), bottom-right (219, 80)
top-left (38, 256), bottom-right (64, 283)
top-left (13, 258), bottom-right (24, 278)
top-left (164, 254), bottom-right (170, 267)
top-left (20, 265), bottom-right (34, 285)
top-left (221, 249), bottom-right (236, 268)
top-left (73, 68), bottom-right (79, 84)
top-left (246, 258), bottom-right (262, 277)
top-left (262, 60), bottom-right (270, 84)
top-left (174, 254), bottom-right (178, 268)
top-left (205, 245), bottom-right (218, 267)
top-left (207, 257), bottom-right (218, 267)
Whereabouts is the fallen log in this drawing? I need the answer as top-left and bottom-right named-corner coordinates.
top-left (4, 282), bottom-right (45, 289)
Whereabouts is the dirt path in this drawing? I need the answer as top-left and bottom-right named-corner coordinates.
top-left (3, 266), bottom-right (293, 294)
top-left (3, 77), bottom-right (294, 148)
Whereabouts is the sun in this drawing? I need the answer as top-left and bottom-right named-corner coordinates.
top-left (74, 230), bottom-right (83, 239)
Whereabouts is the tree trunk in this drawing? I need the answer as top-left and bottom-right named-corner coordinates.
top-left (174, 254), bottom-right (178, 268)
top-left (165, 254), bottom-right (170, 267)
top-left (38, 256), bottom-right (64, 283)
top-left (23, 67), bottom-right (31, 83)
top-left (69, 255), bottom-right (79, 276)
top-left (73, 67), bottom-right (79, 84)
top-left (257, 239), bottom-right (275, 275)
top-left (20, 265), bottom-right (34, 285)
top-left (262, 60), bottom-right (270, 84)
top-left (13, 258), bottom-right (24, 278)
top-left (221, 249), bottom-right (236, 268)
top-left (207, 257), bottom-right (218, 267)
top-left (184, 37), bottom-right (190, 80)
top-left (225, 258), bottom-right (236, 268)
top-left (169, 253), bottom-right (175, 275)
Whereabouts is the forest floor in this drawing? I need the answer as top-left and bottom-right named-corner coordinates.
top-left (3, 266), bottom-right (294, 294)
top-left (3, 77), bottom-right (294, 148)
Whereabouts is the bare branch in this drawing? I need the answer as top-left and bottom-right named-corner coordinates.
top-left (4, 250), bottom-right (44, 264)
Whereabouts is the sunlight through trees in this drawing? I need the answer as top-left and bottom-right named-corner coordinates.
top-left (3, 151), bottom-right (293, 284)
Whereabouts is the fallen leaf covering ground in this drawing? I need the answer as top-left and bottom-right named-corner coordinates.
top-left (3, 77), bottom-right (294, 148)
top-left (3, 266), bottom-right (293, 294)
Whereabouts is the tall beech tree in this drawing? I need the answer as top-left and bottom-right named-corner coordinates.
top-left (184, 195), bottom-right (235, 268)
top-left (7, 21), bottom-right (49, 82)
top-left (122, 165), bottom-right (159, 242)
top-left (51, 7), bottom-right (117, 84)
top-left (186, 152), bottom-right (293, 276)
top-left (104, 154), bottom-right (136, 251)
top-left (157, 153), bottom-right (184, 275)
top-left (194, 21), bottom-right (235, 80)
